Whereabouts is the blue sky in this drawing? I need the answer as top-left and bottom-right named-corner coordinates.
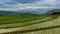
top-left (0, 0), bottom-right (60, 11)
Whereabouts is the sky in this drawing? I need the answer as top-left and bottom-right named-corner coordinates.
top-left (0, 0), bottom-right (60, 11)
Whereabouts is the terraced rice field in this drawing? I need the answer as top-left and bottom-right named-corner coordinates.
top-left (0, 15), bottom-right (48, 28)
top-left (0, 15), bottom-right (60, 34)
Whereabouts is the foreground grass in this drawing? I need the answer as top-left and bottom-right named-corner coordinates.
top-left (17, 15), bottom-right (59, 30)
top-left (0, 15), bottom-right (59, 29)
top-left (0, 15), bottom-right (48, 28)
top-left (21, 27), bottom-right (60, 34)
top-left (1, 15), bottom-right (59, 34)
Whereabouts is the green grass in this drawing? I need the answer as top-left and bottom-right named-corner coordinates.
top-left (0, 16), bottom-right (50, 28)
top-left (0, 14), bottom-right (59, 28)
top-left (2, 15), bottom-right (60, 34)
top-left (17, 15), bottom-right (59, 30)
top-left (21, 28), bottom-right (60, 34)
top-left (0, 14), bottom-right (48, 25)
top-left (0, 14), bottom-right (59, 34)
top-left (0, 14), bottom-right (49, 28)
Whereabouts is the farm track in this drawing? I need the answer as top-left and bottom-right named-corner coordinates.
top-left (21, 26), bottom-right (60, 34)
top-left (0, 15), bottom-right (59, 34)
top-left (4, 25), bottom-right (60, 34)
top-left (20, 16), bottom-right (60, 34)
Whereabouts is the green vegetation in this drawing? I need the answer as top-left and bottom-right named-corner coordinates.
top-left (0, 14), bottom-right (59, 29)
top-left (0, 10), bottom-right (59, 34)
top-left (2, 15), bottom-right (60, 34)
top-left (0, 14), bottom-right (48, 25)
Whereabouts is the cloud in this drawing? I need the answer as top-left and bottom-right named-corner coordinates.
top-left (35, 0), bottom-right (56, 6)
top-left (12, 0), bottom-right (40, 4)
top-left (56, 0), bottom-right (60, 6)
top-left (0, 0), bottom-right (59, 11)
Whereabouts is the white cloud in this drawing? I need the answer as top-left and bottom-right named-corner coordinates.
top-left (0, 0), bottom-right (58, 11)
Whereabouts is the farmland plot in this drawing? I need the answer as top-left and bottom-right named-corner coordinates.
top-left (0, 15), bottom-right (59, 34)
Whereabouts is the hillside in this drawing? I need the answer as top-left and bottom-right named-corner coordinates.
top-left (0, 15), bottom-right (59, 34)
top-left (0, 10), bottom-right (16, 15)
top-left (0, 9), bottom-right (59, 34)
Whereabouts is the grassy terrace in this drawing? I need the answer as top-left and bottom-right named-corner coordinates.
top-left (0, 14), bottom-right (59, 29)
top-left (0, 14), bottom-right (47, 25)
top-left (1, 15), bottom-right (59, 34)
top-left (0, 14), bottom-right (49, 28)
top-left (20, 16), bottom-right (60, 34)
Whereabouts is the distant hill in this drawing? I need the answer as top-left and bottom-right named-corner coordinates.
top-left (0, 9), bottom-right (55, 16)
top-left (0, 10), bottom-right (40, 16)
top-left (16, 8), bottom-right (54, 14)
top-left (48, 9), bottom-right (60, 13)
top-left (46, 9), bottom-right (60, 15)
top-left (0, 10), bottom-right (17, 15)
